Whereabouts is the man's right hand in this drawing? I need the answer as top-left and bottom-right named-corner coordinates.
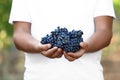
top-left (40, 44), bottom-right (63, 58)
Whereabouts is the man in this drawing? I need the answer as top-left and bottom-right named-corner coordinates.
top-left (9, 0), bottom-right (115, 80)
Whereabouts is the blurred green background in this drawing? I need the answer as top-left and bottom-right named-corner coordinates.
top-left (0, 0), bottom-right (120, 80)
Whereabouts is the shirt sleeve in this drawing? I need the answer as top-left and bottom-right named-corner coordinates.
top-left (9, 0), bottom-right (31, 24)
top-left (94, 0), bottom-right (116, 18)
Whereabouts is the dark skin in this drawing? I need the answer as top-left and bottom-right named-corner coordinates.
top-left (13, 22), bottom-right (63, 58)
top-left (64, 16), bottom-right (113, 61)
top-left (13, 16), bottom-right (113, 61)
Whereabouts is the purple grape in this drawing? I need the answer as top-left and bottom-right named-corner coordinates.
top-left (40, 26), bottom-right (83, 52)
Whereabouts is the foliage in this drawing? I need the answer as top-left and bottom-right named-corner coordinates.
top-left (114, 0), bottom-right (120, 19)
top-left (0, 0), bottom-right (120, 80)
top-left (0, 0), bottom-right (13, 51)
top-left (102, 0), bottom-right (120, 56)
top-left (0, 0), bottom-right (119, 51)
top-left (0, 0), bottom-right (13, 79)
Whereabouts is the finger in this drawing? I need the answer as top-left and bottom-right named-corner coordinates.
top-left (64, 52), bottom-right (76, 61)
top-left (51, 48), bottom-right (63, 58)
top-left (67, 49), bottom-right (85, 59)
top-left (56, 48), bottom-right (63, 58)
top-left (39, 43), bottom-right (51, 51)
top-left (42, 47), bottom-right (58, 58)
top-left (80, 42), bottom-right (88, 50)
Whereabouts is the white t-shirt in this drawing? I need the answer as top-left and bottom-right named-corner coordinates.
top-left (9, 0), bottom-right (115, 80)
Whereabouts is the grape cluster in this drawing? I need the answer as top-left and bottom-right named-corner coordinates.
top-left (40, 26), bottom-right (83, 52)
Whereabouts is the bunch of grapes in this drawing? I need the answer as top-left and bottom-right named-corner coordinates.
top-left (40, 26), bottom-right (83, 52)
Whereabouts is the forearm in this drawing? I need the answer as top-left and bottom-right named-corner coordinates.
top-left (13, 21), bottom-right (46, 53)
top-left (85, 16), bottom-right (113, 53)
top-left (63, 16), bottom-right (113, 61)
top-left (13, 32), bottom-right (41, 53)
top-left (85, 29), bottom-right (112, 53)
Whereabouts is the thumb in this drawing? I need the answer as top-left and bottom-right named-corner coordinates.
top-left (80, 42), bottom-right (88, 49)
top-left (39, 43), bottom-right (51, 51)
